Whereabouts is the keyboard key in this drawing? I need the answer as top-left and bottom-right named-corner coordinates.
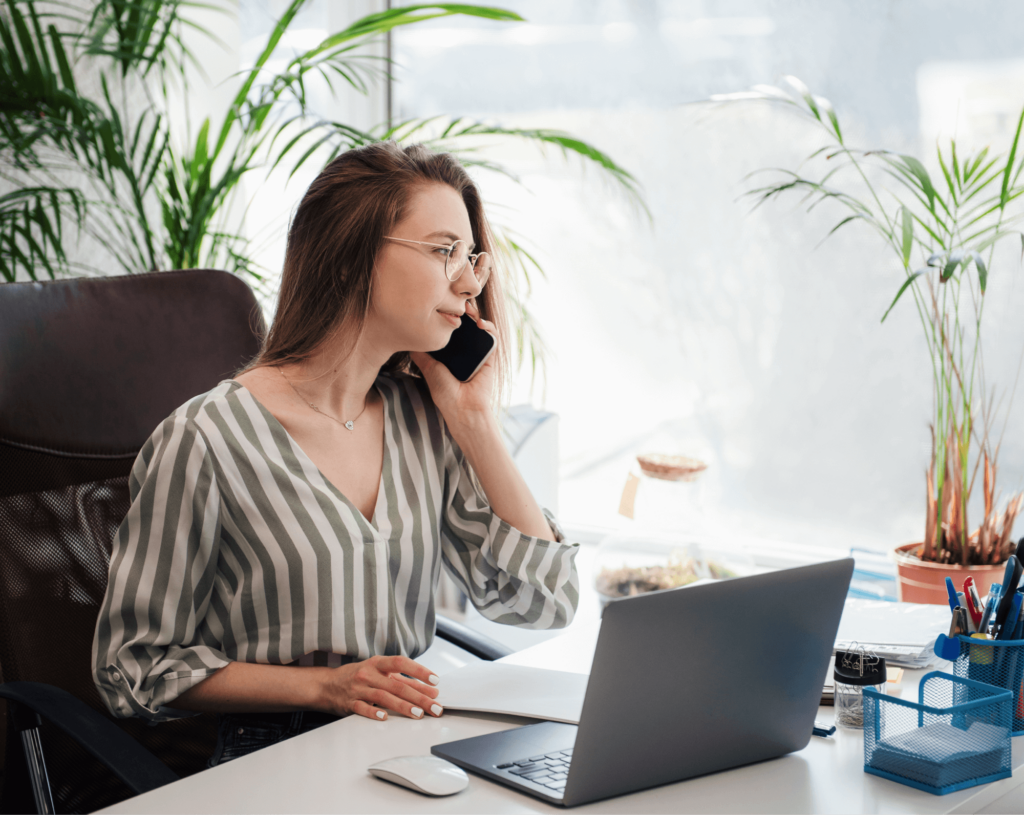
top-left (509, 764), bottom-right (542, 776)
top-left (545, 780), bottom-right (566, 791)
top-left (562, 748), bottom-right (574, 756)
top-left (549, 772), bottom-right (568, 781)
top-left (496, 763), bottom-right (514, 769)
top-left (514, 759), bottom-right (534, 766)
top-left (545, 752), bottom-right (565, 759)
top-left (523, 769), bottom-right (552, 781)
top-left (529, 755), bottom-right (546, 762)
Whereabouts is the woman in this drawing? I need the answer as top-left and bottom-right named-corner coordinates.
top-left (92, 141), bottom-right (580, 765)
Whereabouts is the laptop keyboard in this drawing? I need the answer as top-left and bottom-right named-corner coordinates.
top-left (496, 748), bottom-right (573, 793)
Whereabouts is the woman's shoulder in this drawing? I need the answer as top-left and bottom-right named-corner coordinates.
top-left (148, 380), bottom-right (242, 445)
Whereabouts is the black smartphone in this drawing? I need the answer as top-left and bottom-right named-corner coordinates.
top-left (429, 314), bottom-right (496, 382)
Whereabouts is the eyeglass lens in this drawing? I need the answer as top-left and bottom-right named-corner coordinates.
top-left (445, 241), bottom-right (491, 288)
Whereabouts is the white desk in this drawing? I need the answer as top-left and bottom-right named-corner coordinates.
top-left (101, 623), bottom-right (1024, 814)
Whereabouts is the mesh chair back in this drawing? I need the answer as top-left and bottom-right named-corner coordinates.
top-left (0, 270), bottom-right (264, 812)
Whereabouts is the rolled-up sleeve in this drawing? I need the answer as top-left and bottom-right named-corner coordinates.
top-left (439, 433), bottom-right (580, 630)
top-left (92, 414), bottom-right (230, 721)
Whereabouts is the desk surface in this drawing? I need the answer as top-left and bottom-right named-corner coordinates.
top-left (101, 623), bottom-right (1024, 815)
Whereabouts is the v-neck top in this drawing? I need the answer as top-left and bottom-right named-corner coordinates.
top-left (92, 373), bottom-right (580, 722)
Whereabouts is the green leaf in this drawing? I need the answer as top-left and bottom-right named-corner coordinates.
top-left (970, 251), bottom-right (988, 293)
top-left (899, 154), bottom-right (938, 211)
top-left (195, 117), bottom-right (210, 164)
top-left (815, 214), bottom-right (866, 248)
top-left (936, 145), bottom-right (957, 206)
top-left (963, 147), bottom-right (989, 183)
top-left (941, 250), bottom-right (963, 281)
top-left (901, 205), bottom-right (913, 266)
top-left (782, 75), bottom-right (820, 122)
top-left (882, 270), bottom-right (927, 322)
top-left (415, 120), bottom-right (648, 217)
top-left (1001, 106), bottom-right (1024, 209)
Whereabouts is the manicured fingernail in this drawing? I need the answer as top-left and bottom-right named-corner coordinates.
top-left (431, 704), bottom-right (443, 716)
top-left (411, 707), bottom-right (423, 718)
top-left (376, 710), bottom-right (386, 720)
top-left (429, 675), bottom-right (440, 686)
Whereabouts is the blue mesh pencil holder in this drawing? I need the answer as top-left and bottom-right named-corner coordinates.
top-left (863, 672), bottom-right (1012, 795)
top-left (935, 634), bottom-right (1024, 734)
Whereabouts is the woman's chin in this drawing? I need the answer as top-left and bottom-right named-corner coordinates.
top-left (429, 325), bottom-right (456, 352)
top-left (406, 332), bottom-right (454, 356)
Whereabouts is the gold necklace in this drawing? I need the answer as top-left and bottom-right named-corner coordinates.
top-left (278, 367), bottom-right (369, 431)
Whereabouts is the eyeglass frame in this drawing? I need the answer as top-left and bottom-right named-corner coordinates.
top-left (383, 236), bottom-right (491, 285)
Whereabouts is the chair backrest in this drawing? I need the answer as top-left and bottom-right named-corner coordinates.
top-left (0, 270), bottom-right (264, 812)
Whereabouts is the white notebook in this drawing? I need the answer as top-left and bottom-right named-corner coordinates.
top-left (435, 662), bottom-right (589, 724)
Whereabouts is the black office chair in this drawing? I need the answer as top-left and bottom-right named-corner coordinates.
top-left (0, 270), bottom-right (510, 814)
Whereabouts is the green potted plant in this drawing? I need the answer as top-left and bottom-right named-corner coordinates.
top-left (715, 77), bottom-right (1023, 603)
top-left (0, 0), bottom-right (644, 386)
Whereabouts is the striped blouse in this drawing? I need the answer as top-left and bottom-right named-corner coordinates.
top-left (92, 373), bottom-right (579, 721)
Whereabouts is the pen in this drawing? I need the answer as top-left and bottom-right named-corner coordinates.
top-left (998, 593), bottom-right (1024, 640)
top-left (980, 584), bottom-right (1002, 635)
top-left (948, 607), bottom-right (969, 639)
top-left (945, 577), bottom-right (960, 613)
top-left (993, 559), bottom-right (1023, 635)
top-left (957, 593), bottom-right (977, 633)
top-left (964, 577), bottom-right (984, 630)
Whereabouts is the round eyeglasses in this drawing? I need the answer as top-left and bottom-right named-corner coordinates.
top-left (384, 237), bottom-right (492, 289)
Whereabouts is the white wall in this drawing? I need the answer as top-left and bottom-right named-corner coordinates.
top-left (391, 1), bottom-right (1024, 552)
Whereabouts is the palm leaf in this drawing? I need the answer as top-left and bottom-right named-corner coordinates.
top-left (0, 186), bottom-right (84, 281)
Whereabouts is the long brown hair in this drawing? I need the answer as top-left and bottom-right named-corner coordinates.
top-left (242, 141), bottom-right (510, 400)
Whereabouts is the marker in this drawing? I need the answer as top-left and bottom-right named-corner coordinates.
top-left (945, 577), bottom-right (961, 613)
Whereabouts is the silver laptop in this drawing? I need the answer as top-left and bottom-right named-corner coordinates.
top-left (432, 558), bottom-right (854, 807)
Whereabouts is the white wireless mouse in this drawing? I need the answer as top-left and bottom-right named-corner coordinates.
top-left (367, 755), bottom-right (469, 796)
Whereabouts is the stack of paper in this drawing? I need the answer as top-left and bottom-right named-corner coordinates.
top-left (435, 662), bottom-right (589, 724)
top-left (868, 721), bottom-right (1008, 789)
top-left (834, 599), bottom-right (952, 669)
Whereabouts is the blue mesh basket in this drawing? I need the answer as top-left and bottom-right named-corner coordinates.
top-left (950, 636), bottom-right (1024, 734)
top-left (863, 672), bottom-right (1012, 795)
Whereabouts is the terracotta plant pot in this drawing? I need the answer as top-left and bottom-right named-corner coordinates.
top-left (893, 543), bottom-right (1009, 605)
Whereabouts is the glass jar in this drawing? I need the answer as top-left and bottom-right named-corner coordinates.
top-left (593, 533), bottom-right (755, 608)
top-left (630, 474), bottom-right (706, 532)
top-left (834, 650), bottom-right (886, 728)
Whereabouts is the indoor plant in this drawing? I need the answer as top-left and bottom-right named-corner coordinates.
top-left (0, 0), bottom-right (645, 385)
top-left (716, 77), bottom-right (1023, 602)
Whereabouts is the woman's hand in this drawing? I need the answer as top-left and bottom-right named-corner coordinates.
top-left (410, 302), bottom-right (498, 438)
top-left (320, 655), bottom-right (442, 721)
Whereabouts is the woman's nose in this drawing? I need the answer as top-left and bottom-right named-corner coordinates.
top-left (454, 262), bottom-right (483, 298)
